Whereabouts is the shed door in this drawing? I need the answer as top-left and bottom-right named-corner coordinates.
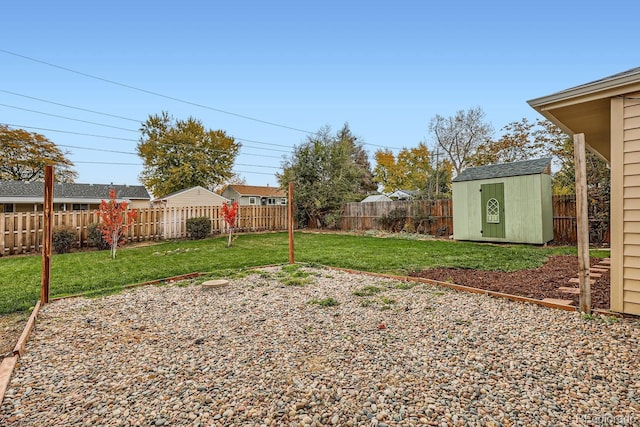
top-left (481, 183), bottom-right (505, 238)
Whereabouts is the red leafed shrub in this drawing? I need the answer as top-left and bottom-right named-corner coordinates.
top-left (221, 201), bottom-right (239, 247)
top-left (95, 189), bottom-right (137, 258)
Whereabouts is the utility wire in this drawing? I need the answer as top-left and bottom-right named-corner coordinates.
top-left (0, 89), bottom-right (141, 122)
top-left (1, 123), bottom-right (292, 153)
top-left (58, 143), bottom-right (283, 159)
top-left (1, 88), bottom-right (401, 151)
top-left (0, 103), bottom-right (138, 132)
top-left (1, 48), bottom-right (314, 134)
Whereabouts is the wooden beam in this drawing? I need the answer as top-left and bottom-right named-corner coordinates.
top-left (41, 165), bottom-right (54, 305)
top-left (574, 133), bottom-right (591, 314)
top-left (288, 182), bottom-right (294, 264)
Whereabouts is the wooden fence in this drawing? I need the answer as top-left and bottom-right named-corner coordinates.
top-left (0, 205), bottom-right (288, 256)
top-left (342, 200), bottom-right (453, 236)
top-left (341, 196), bottom-right (610, 245)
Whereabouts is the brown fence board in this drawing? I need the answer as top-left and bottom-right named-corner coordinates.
top-left (341, 196), bottom-right (609, 245)
top-left (0, 205), bottom-right (289, 256)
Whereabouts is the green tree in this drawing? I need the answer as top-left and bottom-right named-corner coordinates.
top-left (428, 107), bottom-right (493, 176)
top-left (278, 125), bottom-right (374, 228)
top-left (0, 124), bottom-right (76, 182)
top-left (138, 112), bottom-right (240, 197)
top-left (373, 143), bottom-right (432, 193)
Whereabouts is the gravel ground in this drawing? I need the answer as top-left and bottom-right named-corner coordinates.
top-left (1, 266), bottom-right (639, 427)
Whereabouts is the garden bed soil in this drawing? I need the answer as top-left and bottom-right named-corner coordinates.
top-left (410, 255), bottom-right (610, 310)
top-left (0, 313), bottom-right (28, 361)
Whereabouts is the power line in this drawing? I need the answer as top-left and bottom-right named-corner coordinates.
top-left (1, 123), bottom-right (292, 153)
top-left (0, 89), bottom-right (141, 123)
top-left (1, 48), bottom-right (314, 134)
top-left (58, 143), bottom-right (283, 159)
top-left (1, 88), bottom-right (402, 151)
top-left (0, 103), bottom-right (138, 132)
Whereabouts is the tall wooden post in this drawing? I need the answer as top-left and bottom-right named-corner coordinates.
top-left (574, 133), bottom-right (591, 314)
top-left (288, 182), bottom-right (294, 264)
top-left (41, 165), bottom-right (54, 304)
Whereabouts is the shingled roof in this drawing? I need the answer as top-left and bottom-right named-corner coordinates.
top-left (224, 184), bottom-right (286, 197)
top-left (0, 181), bottom-right (150, 201)
top-left (452, 158), bottom-right (552, 183)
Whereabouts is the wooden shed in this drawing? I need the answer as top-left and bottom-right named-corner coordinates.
top-left (528, 67), bottom-right (640, 315)
top-left (452, 158), bottom-right (554, 244)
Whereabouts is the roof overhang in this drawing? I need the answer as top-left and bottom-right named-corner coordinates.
top-left (528, 67), bottom-right (640, 162)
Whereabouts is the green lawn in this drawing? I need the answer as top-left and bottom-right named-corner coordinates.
top-left (0, 232), bottom-right (585, 315)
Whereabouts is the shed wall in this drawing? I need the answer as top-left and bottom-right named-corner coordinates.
top-left (453, 174), bottom-right (552, 244)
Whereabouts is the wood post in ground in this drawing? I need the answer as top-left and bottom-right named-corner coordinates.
top-left (288, 182), bottom-right (294, 264)
top-left (41, 165), bottom-right (54, 305)
top-left (574, 133), bottom-right (591, 314)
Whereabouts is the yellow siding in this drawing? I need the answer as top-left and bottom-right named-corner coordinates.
top-left (621, 92), bottom-right (640, 314)
top-left (162, 187), bottom-right (227, 207)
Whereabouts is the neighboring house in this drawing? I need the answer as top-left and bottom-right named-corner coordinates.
top-left (0, 181), bottom-right (151, 213)
top-left (361, 194), bottom-right (392, 203)
top-left (387, 189), bottom-right (418, 200)
top-left (151, 186), bottom-right (228, 207)
top-left (452, 158), bottom-right (553, 245)
top-left (528, 66), bottom-right (640, 315)
top-left (221, 184), bottom-right (287, 206)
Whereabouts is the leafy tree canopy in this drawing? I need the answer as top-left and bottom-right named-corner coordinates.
top-left (138, 112), bottom-right (240, 197)
top-left (277, 124), bottom-right (374, 228)
top-left (0, 124), bottom-right (76, 182)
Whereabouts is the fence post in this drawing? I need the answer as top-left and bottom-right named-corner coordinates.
top-left (41, 166), bottom-right (54, 305)
top-left (288, 182), bottom-right (294, 264)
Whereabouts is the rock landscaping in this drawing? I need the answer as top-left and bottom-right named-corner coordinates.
top-left (1, 265), bottom-right (638, 426)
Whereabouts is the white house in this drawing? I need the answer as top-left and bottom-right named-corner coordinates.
top-left (221, 184), bottom-right (287, 206)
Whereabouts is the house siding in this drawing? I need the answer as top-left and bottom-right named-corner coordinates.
top-left (156, 187), bottom-right (227, 207)
top-left (620, 92), bottom-right (640, 314)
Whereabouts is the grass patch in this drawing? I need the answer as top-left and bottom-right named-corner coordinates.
top-left (353, 285), bottom-right (383, 297)
top-left (308, 297), bottom-right (340, 307)
top-left (394, 281), bottom-right (417, 290)
top-left (0, 232), bottom-right (577, 314)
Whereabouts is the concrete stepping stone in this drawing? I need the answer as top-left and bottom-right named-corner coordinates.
top-left (201, 279), bottom-right (229, 289)
top-left (590, 267), bottom-right (608, 273)
top-left (588, 272), bottom-right (602, 278)
top-left (599, 259), bottom-right (611, 265)
top-left (558, 286), bottom-right (580, 294)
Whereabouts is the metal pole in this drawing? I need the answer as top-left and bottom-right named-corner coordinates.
top-left (41, 165), bottom-right (54, 304)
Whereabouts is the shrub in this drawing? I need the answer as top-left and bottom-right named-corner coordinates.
top-left (377, 208), bottom-right (407, 232)
top-left (52, 227), bottom-right (76, 254)
top-left (86, 223), bottom-right (109, 250)
top-left (186, 216), bottom-right (211, 239)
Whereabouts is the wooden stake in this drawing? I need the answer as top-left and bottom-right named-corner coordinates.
top-left (288, 182), bottom-right (294, 264)
top-left (41, 165), bottom-right (54, 305)
top-left (574, 133), bottom-right (591, 314)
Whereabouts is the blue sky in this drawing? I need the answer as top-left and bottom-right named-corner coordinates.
top-left (2, 0), bottom-right (638, 192)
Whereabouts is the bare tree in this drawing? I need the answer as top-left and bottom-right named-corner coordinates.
top-left (428, 107), bottom-right (493, 176)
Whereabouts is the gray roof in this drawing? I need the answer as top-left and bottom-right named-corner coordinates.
top-left (361, 194), bottom-right (392, 203)
top-left (452, 158), bottom-right (552, 183)
top-left (0, 181), bottom-right (150, 200)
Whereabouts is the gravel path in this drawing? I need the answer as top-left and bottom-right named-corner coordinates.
top-left (1, 266), bottom-right (639, 426)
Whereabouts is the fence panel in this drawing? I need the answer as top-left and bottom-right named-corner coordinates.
top-left (0, 205), bottom-right (289, 256)
top-left (341, 196), bottom-right (610, 245)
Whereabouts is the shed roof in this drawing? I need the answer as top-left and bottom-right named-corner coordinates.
top-left (0, 181), bottom-right (150, 200)
top-left (452, 158), bottom-right (552, 183)
top-left (361, 194), bottom-right (392, 203)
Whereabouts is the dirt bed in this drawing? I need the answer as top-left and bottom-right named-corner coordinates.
top-left (410, 255), bottom-right (610, 309)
